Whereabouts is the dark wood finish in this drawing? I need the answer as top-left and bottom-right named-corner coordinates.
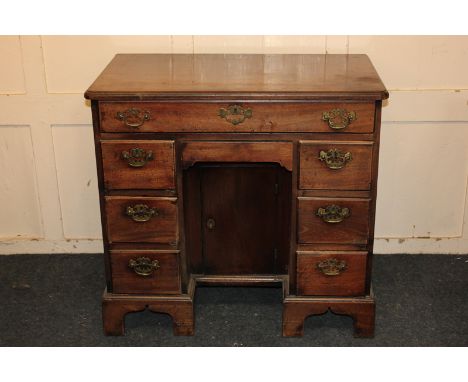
top-left (297, 243), bottom-right (367, 251)
top-left (183, 164), bottom-right (291, 275)
top-left (100, 102), bottom-right (375, 134)
top-left (105, 196), bottom-right (178, 243)
top-left (201, 165), bottom-right (278, 274)
top-left (299, 189), bottom-right (371, 198)
top-left (174, 140), bottom-right (189, 292)
top-left (297, 197), bottom-right (370, 244)
top-left (194, 274), bottom-right (286, 286)
top-left (299, 140), bottom-right (373, 190)
top-left (288, 141), bottom-right (299, 294)
top-left (85, 54), bottom-right (388, 100)
top-left (105, 189), bottom-right (176, 197)
top-left (110, 243), bottom-right (178, 251)
top-left (110, 250), bottom-right (181, 294)
top-left (366, 101), bottom-right (383, 294)
top-left (85, 54), bottom-right (387, 338)
top-left (101, 140), bottom-right (175, 190)
top-left (296, 251), bottom-right (367, 296)
top-left (183, 165), bottom-right (204, 274)
top-left (199, 164), bottom-right (289, 275)
top-left (102, 283), bottom-right (195, 336)
top-left (91, 101), bottom-right (112, 291)
top-left (100, 132), bottom-right (375, 142)
top-left (181, 141), bottom-right (293, 171)
top-left (277, 162), bottom-right (294, 278)
top-left (283, 294), bottom-right (375, 337)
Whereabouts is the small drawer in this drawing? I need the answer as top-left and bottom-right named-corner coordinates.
top-left (298, 197), bottom-right (370, 244)
top-left (105, 196), bottom-right (177, 243)
top-left (299, 140), bottom-right (373, 190)
top-left (101, 140), bottom-right (175, 190)
top-left (99, 102), bottom-right (375, 133)
top-left (110, 250), bottom-right (181, 294)
top-left (297, 251), bottom-right (367, 296)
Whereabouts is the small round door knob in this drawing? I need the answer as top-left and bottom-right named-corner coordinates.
top-left (206, 218), bottom-right (216, 230)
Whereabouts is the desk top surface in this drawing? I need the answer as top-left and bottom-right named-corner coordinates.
top-left (85, 54), bottom-right (388, 101)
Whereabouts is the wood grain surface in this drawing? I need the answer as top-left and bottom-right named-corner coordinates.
top-left (299, 140), bottom-right (373, 190)
top-left (200, 164), bottom-right (289, 275)
top-left (85, 54), bottom-right (388, 100)
top-left (296, 251), bottom-right (367, 296)
top-left (181, 141), bottom-right (293, 170)
top-left (99, 102), bottom-right (375, 133)
top-left (110, 250), bottom-right (181, 294)
top-left (105, 196), bottom-right (178, 243)
top-left (101, 140), bottom-right (175, 190)
top-left (297, 197), bottom-right (370, 244)
top-left (87, 53), bottom-right (387, 337)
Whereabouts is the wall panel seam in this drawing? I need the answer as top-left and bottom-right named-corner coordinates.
top-left (26, 125), bottom-right (46, 238)
top-left (39, 36), bottom-right (51, 95)
top-left (460, 175), bottom-right (468, 237)
top-left (17, 36), bottom-right (27, 95)
top-left (48, 124), bottom-right (66, 239)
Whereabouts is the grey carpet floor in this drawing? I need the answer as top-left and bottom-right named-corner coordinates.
top-left (0, 254), bottom-right (467, 346)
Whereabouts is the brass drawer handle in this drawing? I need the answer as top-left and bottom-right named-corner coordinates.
top-left (218, 105), bottom-right (252, 125)
top-left (319, 148), bottom-right (352, 169)
top-left (316, 258), bottom-right (347, 276)
top-left (125, 204), bottom-right (158, 222)
top-left (316, 204), bottom-right (350, 223)
top-left (322, 109), bottom-right (356, 130)
top-left (121, 148), bottom-right (154, 168)
top-left (128, 257), bottom-right (160, 277)
top-left (116, 108), bottom-right (151, 128)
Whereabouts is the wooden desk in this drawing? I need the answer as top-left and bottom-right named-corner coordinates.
top-left (85, 54), bottom-right (388, 337)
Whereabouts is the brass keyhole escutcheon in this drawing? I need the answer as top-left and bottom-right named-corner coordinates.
top-left (218, 105), bottom-right (253, 125)
top-left (206, 218), bottom-right (216, 230)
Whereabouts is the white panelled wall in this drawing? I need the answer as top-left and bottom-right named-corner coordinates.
top-left (0, 35), bottom-right (467, 254)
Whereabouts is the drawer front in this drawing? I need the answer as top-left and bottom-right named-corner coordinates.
top-left (298, 197), bottom-right (370, 244)
top-left (111, 250), bottom-right (181, 294)
top-left (297, 251), bottom-right (367, 296)
top-left (299, 140), bottom-right (373, 190)
top-left (101, 140), bottom-right (175, 190)
top-left (182, 141), bottom-right (293, 171)
top-left (105, 196), bottom-right (177, 243)
top-left (99, 102), bottom-right (375, 133)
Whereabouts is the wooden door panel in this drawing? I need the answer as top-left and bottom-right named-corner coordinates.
top-left (201, 165), bottom-right (277, 274)
top-left (184, 164), bottom-right (291, 275)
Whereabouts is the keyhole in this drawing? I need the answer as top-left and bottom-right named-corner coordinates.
top-left (206, 218), bottom-right (216, 230)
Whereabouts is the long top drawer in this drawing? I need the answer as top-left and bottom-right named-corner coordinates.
top-left (99, 102), bottom-right (375, 133)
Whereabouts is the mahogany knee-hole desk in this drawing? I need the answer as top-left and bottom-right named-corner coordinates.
top-left (85, 54), bottom-right (388, 337)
